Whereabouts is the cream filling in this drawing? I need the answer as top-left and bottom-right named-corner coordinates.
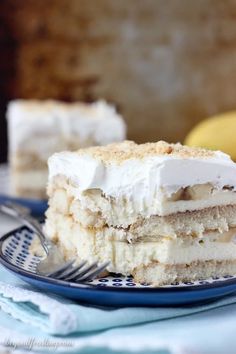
top-left (158, 190), bottom-right (236, 215)
top-left (66, 185), bottom-right (236, 227)
top-left (44, 213), bottom-right (236, 275)
top-left (65, 235), bottom-right (236, 275)
top-left (104, 240), bottom-right (236, 274)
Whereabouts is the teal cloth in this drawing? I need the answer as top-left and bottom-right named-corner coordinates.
top-left (1, 265), bottom-right (236, 354)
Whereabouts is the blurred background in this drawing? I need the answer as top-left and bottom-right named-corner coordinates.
top-left (1, 0), bottom-right (236, 162)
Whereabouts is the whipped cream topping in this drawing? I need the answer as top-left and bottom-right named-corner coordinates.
top-left (7, 100), bottom-right (126, 160)
top-left (48, 148), bottom-right (236, 200)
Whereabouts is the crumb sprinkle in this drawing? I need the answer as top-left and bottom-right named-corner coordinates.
top-left (76, 140), bottom-right (215, 163)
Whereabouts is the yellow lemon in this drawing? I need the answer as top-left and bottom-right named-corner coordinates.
top-left (184, 111), bottom-right (236, 160)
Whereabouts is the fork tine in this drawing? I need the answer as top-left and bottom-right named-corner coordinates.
top-left (71, 261), bottom-right (98, 281)
top-left (46, 259), bottom-right (75, 277)
top-left (76, 261), bottom-right (110, 282)
top-left (64, 264), bottom-right (90, 281)
top-left (57, 260), bottom-right (87, 280)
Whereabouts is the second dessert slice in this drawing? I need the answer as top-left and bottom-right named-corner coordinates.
top-left (7, 99), bottom-right (126, 199)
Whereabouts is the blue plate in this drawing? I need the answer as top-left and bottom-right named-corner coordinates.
top-left (1, 226), bottom-right (236, 306)
top-left (0, 164), bottom-right (47, 216)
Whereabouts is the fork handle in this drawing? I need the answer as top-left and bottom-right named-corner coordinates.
top-left (0, 203), bottom-right (49, 254)
top-left (20, 214), bottom-right (49, 254)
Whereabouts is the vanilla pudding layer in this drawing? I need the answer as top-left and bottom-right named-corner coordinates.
top-left (47, 191), bottom-right (236, 240)
top-left (48, 176), bottom-right (236, 231)
top-left (44, 211), bottom-right (236, 284)
top-left (48, 180), bottom-right (236, 227)
top-left (45, 204), bottom-right (236, 243)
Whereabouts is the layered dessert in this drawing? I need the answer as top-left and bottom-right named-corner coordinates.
top-left (45, 140), bottom-right (236, 285)
top-left (7, 99), bottom-right (126, 199)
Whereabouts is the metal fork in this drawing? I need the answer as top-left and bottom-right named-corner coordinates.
top-left (0, 202), bottom-right (109, 282)
top-left (41, 258), bottom-right (110, 282)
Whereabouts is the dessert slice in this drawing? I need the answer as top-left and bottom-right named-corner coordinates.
top-left (45, 140), bottom-right (236, 285)
top-left (7, 99), bottom-right (126, 199)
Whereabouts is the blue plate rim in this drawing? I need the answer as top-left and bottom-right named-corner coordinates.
top-left (0, 195), bottom-right (47, 217)
top-left (0, 193), bottom-right (47, 204)
top-left (1, 225), bottom-right (236, 293)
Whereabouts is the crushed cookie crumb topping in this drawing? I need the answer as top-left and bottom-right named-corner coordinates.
top-left (76, 140), bottom-right (215, 163)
